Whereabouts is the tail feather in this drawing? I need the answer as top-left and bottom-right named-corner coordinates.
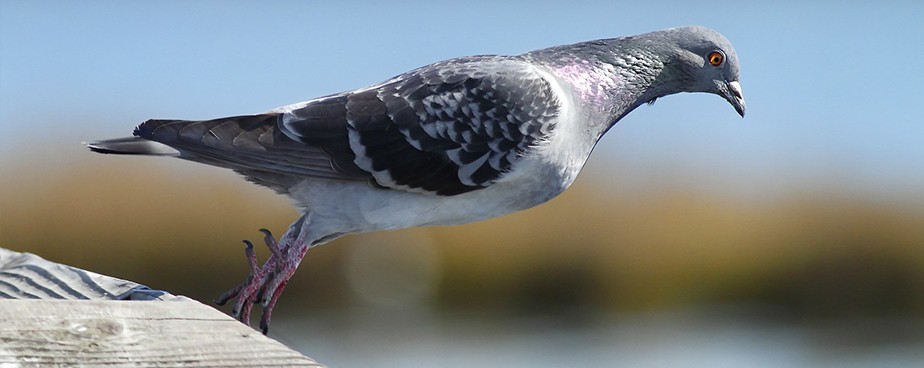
top-left (84, 137), bottom-right (180, 156)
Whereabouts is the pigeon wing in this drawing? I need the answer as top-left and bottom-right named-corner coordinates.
top-left (282, 56), bottom-right (560, 195)
top-left (129, 56), bottom-right (560, 196)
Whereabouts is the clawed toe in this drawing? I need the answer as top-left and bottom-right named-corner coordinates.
top-left (260, 228), bottom-right (285, 261)
top-left (243, 240), bottom-right (260, 276)
top-left (214, 285), bottom-right (240, 306)
top-left (215, 240), bottom-right (259, 305)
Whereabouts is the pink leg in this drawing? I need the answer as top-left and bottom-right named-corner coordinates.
top-left (256, 231), bottom-right (313, 333)
top-left (216, 215), bottom-right (311, 333)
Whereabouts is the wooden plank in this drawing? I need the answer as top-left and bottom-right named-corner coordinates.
top-left (0, 299), bottom-right (323, 367)
top-left (0, 248), bottom-right (323, 367)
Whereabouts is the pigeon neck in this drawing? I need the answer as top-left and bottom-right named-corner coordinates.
top-left (527, 42), bottom-right (669, 135)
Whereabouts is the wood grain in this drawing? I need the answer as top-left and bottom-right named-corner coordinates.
top-left (0, 299), bottom-right (323, 367)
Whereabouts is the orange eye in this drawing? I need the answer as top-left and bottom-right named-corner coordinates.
top-left (708, 51), bottom-right (724, 66)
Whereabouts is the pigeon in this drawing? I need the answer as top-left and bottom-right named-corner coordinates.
top-left (86, 25), bottom-right (745, 333)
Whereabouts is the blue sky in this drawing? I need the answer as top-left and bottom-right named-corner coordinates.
top-left (2, 1), bottom-right (922, 204)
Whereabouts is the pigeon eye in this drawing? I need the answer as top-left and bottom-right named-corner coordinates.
top-left (708, 51), bottom-right (724, 66)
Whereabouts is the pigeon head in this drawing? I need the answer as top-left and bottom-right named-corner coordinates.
top-left (658, 26), bottom-right (746, 117)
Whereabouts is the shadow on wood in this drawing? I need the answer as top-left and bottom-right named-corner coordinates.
top-left (0, 248), bottom-right (323, 367)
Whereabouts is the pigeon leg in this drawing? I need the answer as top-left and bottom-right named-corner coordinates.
top-left (216, 215), bottom-right (309, 332)
top-left (255, 215), bottom-right (313, 333)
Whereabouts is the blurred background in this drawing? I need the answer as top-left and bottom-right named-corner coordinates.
top-left (2, 1), bottom-right (923, 367)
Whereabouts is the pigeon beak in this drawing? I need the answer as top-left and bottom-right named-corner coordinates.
top-left (724, 81), bottom-right (746, 117)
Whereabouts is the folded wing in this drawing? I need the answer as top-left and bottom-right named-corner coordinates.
top-left (123, 56), bottom-right (560, 196)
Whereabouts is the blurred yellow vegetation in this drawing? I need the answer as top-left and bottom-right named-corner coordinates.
top-left (2, 157), bottom-right (923, 319)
